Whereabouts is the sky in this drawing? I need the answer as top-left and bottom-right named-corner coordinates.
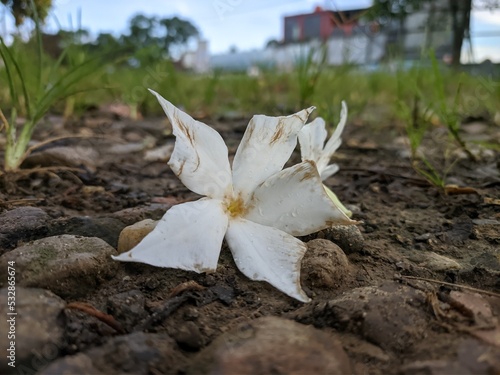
top-left (2, 0), bottom-right (500, 62)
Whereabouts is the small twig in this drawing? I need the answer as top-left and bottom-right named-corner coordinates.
top-left (66, 302), bottom-right (125, 334)
top-left (168, 280), bottom-right (205, 298)
top-left (444, 185), bottom-right (480, 196)
top-left (139, 295), bottom-right (190, 332)
top-left (396, 275), bottom-right (500, 298)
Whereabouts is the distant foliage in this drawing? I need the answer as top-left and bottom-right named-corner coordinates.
top-left (1, 0), bottom-right (52, 25)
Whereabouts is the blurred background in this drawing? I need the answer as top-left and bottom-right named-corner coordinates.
top-left (1, 0), bottom-right (499, 122)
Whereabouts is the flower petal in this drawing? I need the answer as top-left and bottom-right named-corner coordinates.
top-left (232, 107), bottom-right (315, 202)
top-left (298, 117), bottom-right (328, 164)
top-left (320, 163), bottom-right (340, 180)
top-left (225, 218), bottom-right (310, 302)
top-left (245, 160), bottom-right (355, 236)
top-left (317, 101), bottom-right (348, 173)
top-left (113, 198), bottom-right (229, 272)
top-left (150, 89), bottom-right (232, 199)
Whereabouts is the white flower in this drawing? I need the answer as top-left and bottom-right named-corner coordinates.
top-left (113, 90), bottom-right (355, 302)
top-left (298, 101), bottom-right (352, 217)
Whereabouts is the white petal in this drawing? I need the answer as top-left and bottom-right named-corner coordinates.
top-left (150, 89), bottom-right (232, 199)
top-left (113, 198), bottom-right (229, 272)
top-left (232, 107), bottom-right (315, 202)
top-left (225, 218), bottom-right (310, 302)
top-left (320, 163), bottom-right (340, 180)
top-left (245, 161), bottom-right (355, 236)
top-left (298, 117), bottom-right (327, 164)
top-left (317, 101), bottom-right (348, 172)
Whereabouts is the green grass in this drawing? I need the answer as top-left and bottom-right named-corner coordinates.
top-left (0, 25), bottom-right (105, 173)
top-left (1, 36), bottom-right (498, 181)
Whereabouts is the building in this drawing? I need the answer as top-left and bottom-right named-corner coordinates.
top-left (283, 6), bottom-right (368, 44)
top-left (189, 4), bottom-right (454, 72)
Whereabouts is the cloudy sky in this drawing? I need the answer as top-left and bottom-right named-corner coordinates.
top-left (3, 0), bottom-right (500, 62)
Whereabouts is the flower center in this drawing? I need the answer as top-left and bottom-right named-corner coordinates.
top-left (225, 195), bottom-right (247, 218)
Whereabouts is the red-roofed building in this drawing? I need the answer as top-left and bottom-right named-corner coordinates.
top-left (283, 6), bottom-right (369, 44)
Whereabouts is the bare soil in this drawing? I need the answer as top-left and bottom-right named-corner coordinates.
top-left (1, 110), bottom-right (499, 374)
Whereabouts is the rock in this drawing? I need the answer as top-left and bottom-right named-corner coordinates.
top-left (470, 252), bottom-right (500, 272)
top-left (473, 224), bottom-right (500, 244)
top-left (447, 291), bottom-right (494, 326)
top-left (48, 216), bottom-right (127, 248)
top-left (39, 332), bottom-right (185, 375)
top-left (472, 219), bottom-right (500, 226)
top-left (190, 317), bottom-right (351, 374)
top-left (22, 146), bottom-right (99, 172)
top-left (401, 359), bottom-right (466, 375)
top-left (109, 204), bottom-right (171, 226)
top-left (294, 281), bottom-right (428, 352)
top-left (171, 321), bottom-right (205, 351)
top-left (144, 143), bottom-right (174, 162)
top-left (0, 207), bottom-right (49, 252)
top-left (409, 251), bottom-right (462, 272)
top-left (0, 235), bottom-right (118, 299)
top-left (414, 233), bottom-right (432, 242)
top-left (302, 239), bottom-right (352, 289)
top-left (37, 353), bottom-right (103, 375)
top-left (117, 219), bottom-right (158, 254)
top-left (0, 287), bottom-right (65, 375)
top-left (107, 290), bottom-right (148, 330)
top-left (401, 339), bottom-right (500, 375)
top-left (320, 225), bottom-right (364, 254)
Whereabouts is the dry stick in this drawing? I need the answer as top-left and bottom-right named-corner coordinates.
top-left (66, 302), bottom-right (125, 334)
top-left (397, 275), bottom-right (500, 298)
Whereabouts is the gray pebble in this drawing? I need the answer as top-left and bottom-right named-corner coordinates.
top-left (0, 235), bottom-right (118, 299)
top-left (0, 287), bottom-right (65, 375)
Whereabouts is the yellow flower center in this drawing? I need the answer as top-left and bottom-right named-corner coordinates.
top-left (225, 195), bottom-right (247, 218)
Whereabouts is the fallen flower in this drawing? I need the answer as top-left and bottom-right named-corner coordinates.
top-left (298, 101), bottom-right (352, 217)
top-left (113, 90), bottom-right (355, 302)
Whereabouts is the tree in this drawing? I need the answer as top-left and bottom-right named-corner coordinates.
top-left (449, 0), bottom-right (472, 67)
top-left (369, 0), bottom-right (500, 66)
top-left (159, 16), bottom-right (199, 55)
top-left (121, 14), bottom-right (199, 65)
top-left (368, 0), bottom-right (427, 57)
top-left (1, 0), bottom-right (52, 25)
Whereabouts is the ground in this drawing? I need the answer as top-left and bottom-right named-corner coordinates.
top-left (0, 108), bottom-right (499, 374)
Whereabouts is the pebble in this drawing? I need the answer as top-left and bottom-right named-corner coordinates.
top-left (144, 143), bottom-right (174, 162)
top-left (22, 146), bottom-right (99, 172)
top-left (171, 321), bottom-right (206, 351)
top-left (0, 287), bottom-right (65, 375)
top-left (294, 281), bottom-right (429, 352)
top-left (110, 203), bottom-right (171, 226)
top-left (190, 316), bottom-right (351, 374)
top-left (117, 219), bottom-right (158, 254)
top-left (410, 251), bottom-right (462, 272)
top-left (318, 225), bottom-right (365, 254)
top-left (401, 339), bottom-right (500, 375)
top-left (0, 207), bottom-right (49, 251)
top-left (473, 224), bottom-right (500, 244)
top-left (414, 233), bottom-right (432, 242)
top-left (0, 235), bottom-right (118, 299)
top-left (301, 239), bottom-right (352, 290)
top-left (39, 332), bottom-right (186, 375)
top-left (48, 216), bottom-right (127, 248)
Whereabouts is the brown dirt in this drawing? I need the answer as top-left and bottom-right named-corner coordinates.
top-left (1, 111), bottom-right (499, 374)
